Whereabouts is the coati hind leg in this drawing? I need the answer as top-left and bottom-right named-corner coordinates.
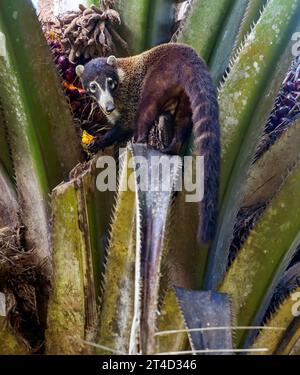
top-left (134, 76), bottom-right (182, 143)
top-left (134, 92), bottom-right (162, 143)
top-left (157, 112), bottom-right (175, 149)
top-left (161, 94), bottom-right (192, 155)
top-left (134, 89), bottom-right (188, 149)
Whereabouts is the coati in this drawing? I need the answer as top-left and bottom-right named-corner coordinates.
top-left (76, 43), bottom-right (220, 243)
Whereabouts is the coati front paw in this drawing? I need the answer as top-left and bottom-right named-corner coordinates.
top-left (87, 137), bottom-right (107, 153)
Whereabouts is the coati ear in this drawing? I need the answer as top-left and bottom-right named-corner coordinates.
top-left (76, 65), bottom-right (85, 78)
top-left (107, 55), bottom-right (117, 67)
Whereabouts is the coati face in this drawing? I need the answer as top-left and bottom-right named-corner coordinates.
top-left (76, 56), bottom-right (120, 123)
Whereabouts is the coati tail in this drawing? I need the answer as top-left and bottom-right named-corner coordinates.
top-left (181, 48), bottom-right (220, 243)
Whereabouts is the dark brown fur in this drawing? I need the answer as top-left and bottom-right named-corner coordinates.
top-left (80, 43), bottom-right (220, 243)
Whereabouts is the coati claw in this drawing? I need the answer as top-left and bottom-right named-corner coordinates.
top-left (87, 137), bottom-right (106, 153)
top-left (87, 140), bottom-right (98, 153)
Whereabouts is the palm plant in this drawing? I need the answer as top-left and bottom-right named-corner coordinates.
top-left (1, 0), bottom-right (300, 355)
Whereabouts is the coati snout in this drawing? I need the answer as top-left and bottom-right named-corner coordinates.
top-left (76, 55), bottom-right (119, 118)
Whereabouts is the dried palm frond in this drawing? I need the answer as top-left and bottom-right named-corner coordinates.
top-left (0, 226), bottom-right (46, 352)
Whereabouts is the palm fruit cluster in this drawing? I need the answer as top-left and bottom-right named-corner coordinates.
top-left (44, 27), bottom-right (104, 148)
top-left (256, 55), bottom-right (300, 159)
top-left (229, 56), bottom-right (300, 323)
top-left (42, 1), bottom-right (128, 150)
top-left (229, 56), bottom-right (300, 267)
top-left (262, 247), bottom-right (300, 328)
top-left (228, 203), bottom-right (266, 267)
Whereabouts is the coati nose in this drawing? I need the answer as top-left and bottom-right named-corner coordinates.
top-left (106, 102), bottom-right (115, 113)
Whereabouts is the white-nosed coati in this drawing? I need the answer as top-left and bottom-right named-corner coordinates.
top-left (76, 43), bottom-right (220, 243)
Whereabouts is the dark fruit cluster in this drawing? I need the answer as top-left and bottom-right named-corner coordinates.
top-left (263, 261), bottom-right (300, 326)
top-left (40, 2), bottom-right (130, 150)
top-left (44, 27), bottom-right (107, 144)
top-left (256, 55), bottom-right (300, 159)
top-left (46, 35), bottom-right (76, 83)
top-left (229, 56), bottom-right (300, 311)
top-left (228, 203), bottom-right (266, 267)
top-left (229, 57), bottom-right (300, 264)
top-left (267, 58), bottom-right (300, 131)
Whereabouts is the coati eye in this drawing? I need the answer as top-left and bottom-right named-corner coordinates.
top-left (107, 77), bottom-right (117, 90)
top-left (89, 82), bottom-right (97, 93)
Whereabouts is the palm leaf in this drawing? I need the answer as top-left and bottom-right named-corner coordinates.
top-left (233, 0), bottom-right (268, 54)
top-left (95, 147), bottom-right (137, 354)
top-left (209, 0), bottom-right (249, 84)
top-left (156, 289), bottom-right (190, 354)
top-left (0, 163), bottom-right (19, 230)
top-left (174, 0), bottom-right (233, 62)
top-left (218, 0), bottom-right (300, 201)
top-left (46, 160), bottom-right (108, 354)
top-left (131, 144), bottom-right (182, 354)
top-left (144, 0), bottom-right (175, 48)
top-left (116, 0), bottom-right (151, 54)
top-left (174, 287), bottom-right (233, 355)
top-left (242, 118), bottom-right (300, 208)
top-left (0, 0), bottom-right (81, 190)
top-left (250, 286), bottom-right (300, 355)
top-left (0, 118), bottom-right (13, 180)
top-left (167, 188), bottom-right (210, 290)
top-left (0, 0), bottom-right (81, 268)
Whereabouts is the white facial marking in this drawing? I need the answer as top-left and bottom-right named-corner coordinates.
top-left (90, 79), bottom-right (119, 124)
top-left (98, 80), bottom-right (113, 113)
top-left (89, 80), bottom-right (98, 93)
top-left (107, 77), bottom-right (116, 90)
